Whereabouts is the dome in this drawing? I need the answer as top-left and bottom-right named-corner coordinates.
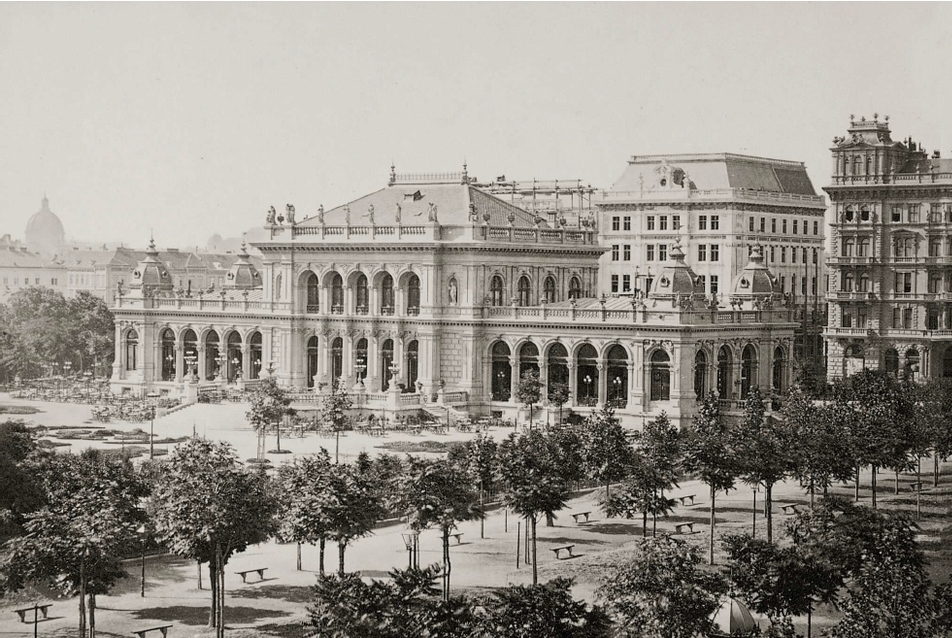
top-left (223, 240), bottom-right (261, 290)
top-left (710, 596), bottom-right (760, 636)
top-left (648, 241), bottom-right (704, 299)
top-left (731, 244), bottom-right (777, 296)
top-left (24, 196), bottom-right (65, 256)
top-left (129, 237), bottom-right (173, 294)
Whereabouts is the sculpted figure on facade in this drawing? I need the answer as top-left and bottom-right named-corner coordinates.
top-left (317, 204), bottom-right (324, 224)
top-left (286, 204), bottom-right (296, 225)
top-left (367, 204), bottom-right (375, 224)
top-left (448, 278), bottom-right (458, 305)
top-left (266, 206), bottom-right (277, 225)
top-left (427, 203), bottom-right (438, 222)
top-left (394, 202), bottom-right (402, 223)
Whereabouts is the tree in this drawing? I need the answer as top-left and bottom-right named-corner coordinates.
top-left (326, 459), bottom-right (385, 575)
top-left (597, 535), bottom-right (724, 638)
top-left (0, 287), bottom-right (74, 378)
top-left (497, 430), bottom-right (569, 584)
top-left (548, 381), bottom-right (571, 426)
top-left (732, 387), bottom-right (798, 543)
top-left (915, 377), bottom-right (952, 488)
top-left (784, 387), bottom-right (854, 505)
top-left (322, 376), bottom-right (353, 462)
top-left (395, 457), bottom-right (482, 600)
top-left (276, 450), bottom-right (335, 573)
top-left (0, 419), bottom-right (45, 541)
top-left (448, 433), bottom-right (498, 539)
top-left (149, 438), bottom-right (276, 637)
top-left (581, 404), bottom-right (635, 501)
top-left (639, 411), bottom-right (682, 532)
top-left (246, 377), bottom-right (296, 456)
top-left (481, 577), bottom-right (613, 638)
top-left (2, 450), bottom-right (145, 638)
top-left (682, 392), bottom-right (738, 565)
top-left (514, 369), bottom-right (543, 429)
top-left (66, 291), bottom-right (116, 374)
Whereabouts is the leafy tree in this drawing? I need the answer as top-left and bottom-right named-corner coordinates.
top-left (2, 450), bottom-right (145, 637)
top-left (448, 433), bottom-right (498, 538)
top-left (732, 387), bottom-right (798, 543)
top-left (66, 291), bottom-right (116, 374)
top-left (0, 420), bottom-right (45, 541)
top-left (322, 376), bottom-right (353, 462)
top-left (246, 377), bottom-right (296, 456)
top-left (915, 377), bottom-right (952, 488)
top-left (149, 438), bottom-right (276, 637)
top-left (326, 459), bottom-right (385, 575)
top-left (784, 388), bottom-right (854, 505)
top-left (597, 535), bottom-right (724, 638)
top-left (682, 392), bottom-right (738, 564)
top-left (581, 404), bottom-right (635, 501)
top-left (639, 411), bottom-right (682, 530)
top-left (0, 287), bottom-right (74, 378)
top-left (395, 457), bottom-right (481, 600)
top-left (548, 381), bottom-right (571, 426)
top-left (481, 577), bottom-right (613, 638)
top-left (514, 369), bottom-right (543, 429)
top-left (276, 450), bottom-right (335, 573)
top-left (498, 430), bottom-right (569, 584)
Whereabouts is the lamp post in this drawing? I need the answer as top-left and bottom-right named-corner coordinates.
top-left (355, 356), bottom-right (367, 390)
top-left (612, 376), bottom-right (622, 405)
top-left (184, 352), bottom-right (197, 381)
top-left (496, 369), bottom-right (506, 401)
top-left (147, 390), bottom-right (161, 460)
top-left (231, 356), bottom-right (241, 383)
top-left (583, 375), bottom-right (593, 405)
top-left (215, 352), bottom-right (227, 383)
top-left (83, 370), bottom-right (92, 401)
top-left (165, 353), bottom-right (175, 380)
top-left (401, 531), bottom-right (419, 569)
top-left (137, 524), bottom-right (147, 596)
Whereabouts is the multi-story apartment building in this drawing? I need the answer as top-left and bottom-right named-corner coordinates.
top-left (825, 115), bottom-right (952, 380)
top-left (0, 235), bottom-right (65, 301)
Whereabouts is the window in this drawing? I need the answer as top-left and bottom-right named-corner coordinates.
top-left (749, 217), bottom-right (755, 232)
top-left (895, 272), bottom-right (912, 293)
top-left (622, 274), bottom-right (631, 292)
top-left (611, 245), bottom-right (619, 261)
top-left (623, 245), bottom-right (631, 261)
top-left (780, 247), bottom-right (787, 263)
top-left (354, 273), bottom-right (369, 314)
top-left (659, 216), bottom-right (668, 231)
top-left (842, 238), bottom-right (854, 256)
top-left (813, 220), bottom-right (819, 235)
top-left (793, 220), bottom-right (799, 234)
top-left (569, 277), bottom-right (581, 299)
top-left (698, 244), bottom-right (707, 261)
top-left (711, 216), bottom-right (719, 230)
top-left (760, 217), bottom-right (766, 232)
top-left (647, 245), bottom-right (655, 261)
top-left (893, 308), bottom-right (902, 329)
top-left (858, 273), bottom-right (869, 292)
top-left (892, 206), bottom-right (902, 222)
top-left (491, 275), bottom-right (504, 306)
top-left (710, 244), bottom-right (719, 261)
top-left (672, 215), bottom-right (681, 230)
top-left (909, 204), bottom-right (920, 223)
top-left (517, 276), bottom-right (531, 306)
top-left (930, 274), bottom-right (941, 293)
top-left (306, 273), bottom-right (320, 312)
top-left (771, 218), bottom-right (777, 233)
top-left (841, 310), bottom-right (853, 328)
top-left (51, 278), bottom-right (57, 285)
top-left (544, 276), bottom-right (556, 303)
top-left (929, 307), bottom-right (940, 330)
top-left (697, 275), bottom-right (706, 291)
top-left (894, 237), bottom-right (914, 257)
top-left (843, 273), bottom-right (854, 291)
top-left (647, 216), bottom-right (655, 230)
top-left (407, 274), bottom-right (421, 314)
top-left (780, 276), bottom-right (786, 292)
top-left (649, 350), bottom-right (671, 401)
top-left (857, 307), bottom-right (868, 328)
top-left (611, 275), bottom-right (619, 293)
top-left (612, 216), bottom-right (620, 231)
top-left (947, 205), bottom-right (952, 223)
top-left (904, 307), bottom-right (913, 329)
top-left (710, 275), bottom-right (719, 294)
top-left (698, 215), bottom-right (708, 230)
top-left (858, 238), bottom-right (870, 257)
top-left (623, 216), bottom-right (631, 231)
top-left (931, 238), bottom-right (942, 257)
top-left (802, 276), bottom-right (807, 295)
top-left (845, 207), bottom-right (855, 223)
top-left (931, 203), bottom-right (942, 222)
top-left (645, 277), bottom-right (653, 291)
top-left (782, 219), bottom-right (788, 234)
top-left (658, 244), bottom-right (668, 261)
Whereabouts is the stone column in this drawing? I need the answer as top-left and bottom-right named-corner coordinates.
top-left (343, 335), bottom-right (354, 383)
top-left (174, 343), bottom-right (184, 383)
top-left (242, 342), bottom-right (252, 381)
top-left (627, 361), bottom-right (636, 408)
top-left (539, 362), bottom-right (549, 406)
top-left (343, 285), bottom-right (352, 315)
top-left (197, 345), bottom-right (207, 381)
top-left (567, 362), bottom-right (577, 407)
top-left (596, 362), bottom-right (606, 408)
top-left (509, 355), bottom-right (518, 403)
top-left (367, 336), bottom-right (380, 392)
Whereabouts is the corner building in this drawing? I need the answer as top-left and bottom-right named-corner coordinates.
top-left (111, 168), bottom-right (799, 428)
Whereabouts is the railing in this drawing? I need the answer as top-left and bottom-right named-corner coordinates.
top-left (831, 172), bottom-right (952, 185)
top-left (441, 391), bottom-right (469, 404)
top-left (284, 222), bottom-right (598, 245)
top-left (601, 187), bottom-right (826, 206)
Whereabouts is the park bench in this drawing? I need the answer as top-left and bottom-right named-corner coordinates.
top-left (450, 532), bottom-right (464, 544)
top-left (571, 511), bottom-right (592, 524)
top-left (131, 624), bottom-right (173, 638)
top-left (551, 544), bottom-right (576, 559)
top-left (780, 504), bottom-right (802, 515)
top-left (675, 522), bottom-right (695, 534)
top-left (234, 567), bottom-right (268, 583)
top-left (13, 603), bottom-right (52, 623)
top-left (909, 481), bottom-right (924, 492)
top-left (676, 494), bottom-right (696, 506)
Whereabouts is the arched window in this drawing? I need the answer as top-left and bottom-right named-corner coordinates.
top-left (160, 328), bottom-right (176, 381)
top-left (773, 347), bottom-right (785, 392)
top-left (355, 338), bottom-right (368, 384)
top-left (183, 329), bottom-right (198, 378)
top-left (205, 330), bottom-right (220, 381)
top-left (576, 344), bottom-right (598, 406)
top-left (884, 348), bottom-right (899, 377)
top-left (249, 332), bottom-right (262, 380)
top-left (842, 238), bottom-right (854, 257)
top-left (844, 207), bottom-right (854, 222)
top-left (406, 340), bottom-right (419, 389)
top-left (380, 273), bottom-right (394, 315)
top-left (381, 339), bottom-right (394, 390)
top-left (330, 272), bottom-right (344, 314)
top-left (354, 273), bottom-right (369, 315)
top-left (406, 274), bottom-right (420, 315)
top-left (491, 275), bottom-right (504, 307)
top-left (518, 276), bottom-right (531, 306)
top-left (331, 337), bottom-right (343, 382)
top-left (607, 345), bottom-right (628, 408)
top-left (306, 336), bottom-right (319, 388)
top-left (694, 351), bottom-right (708, 397)
top-left (125, 329), bottom-right (139, 371)
top-left (858, 273), bottom-right (870, 292)
top-left (569, 276), bottom-right (582, 300)
top-left (546, 343), bottom-right (569, 400)
top-left (491, 341), bottom-right (512, 401)
top-left (858, 238), bottom-right (870, 256)
top-left (226, 332), bottom-right (242, 382)
top-left (650, 350), bottom-right (671, 402)
top-left (741, 345), bottom-right (757, 399)
top-left (544, 276), bottom-right (557, 303)
top-left (717, 346), bottom-right (733, 398)
top-left (843, 273), bottom-right (854, 292)
top-left (519, 341), bottom-right (539, 378)
top-left (274, 273), bottom-right (283, 301)
top-left (306, 272), bottom-right (319, 313)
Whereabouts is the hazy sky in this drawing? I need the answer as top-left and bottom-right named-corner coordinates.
top-left (2, 2), bottom-right (951, 249)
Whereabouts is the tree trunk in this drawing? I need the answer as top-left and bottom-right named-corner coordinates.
top-left (335, 430), bottom-right (340, 464)
top-left (765, 483), bottom-right (773, 544)
top-left (605, 481), bottom-right (610, 502)
top-left (217, 559), bottom-right (225, 638)
top-left (197, 560), bottom-right (203, 590)
top-left (208, 554), bottom-right (218, 628)
top-left (277, 418), bottom-right (282, 452)
top-left (442, 526), bottom-right (451, 602)
top-left (545, 512), bottom-right (554, 527)
top-left (88, 593), bottom-right (96, 638)
top-left (79, 555), bottom-right (87, 638)
top-left (709, 485), bottom-right (716, 566)
top-left (480, 485), bottom-right (485, 539)
top-left (871, 466), bottom-right (878, 509)
top-left (854, 466), bottom-right (861, 501)
top-left (296, 543), bottom-right (302, 571)
top-left (917, 456), bottom-right (922, 521)
top-left (935, 453), bottom-right (941, 488)
top-left (642, 509), bottom-right (648, 538)
top-left (895, 468), bottom-right (900, 495)
top-left (752, 488), bottom-right (757, 538)
top-left (530, 515), bottom-right (538, 586)
top-left (338, 541), bottom-right (346, 575)
top-left (319, 538), bottom-right (326, 575)
top-left (809, 481), bottom-right (815, 508)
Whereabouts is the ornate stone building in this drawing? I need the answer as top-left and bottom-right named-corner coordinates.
top-left (111, 169), bottom-right (798, 428)
top-left (825, 115), bottom-right (952, 380)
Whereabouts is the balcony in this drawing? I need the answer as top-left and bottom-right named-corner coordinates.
top-left (306, 304), bottom-right (320, 314)
top-left (834, 291), bottom-right (874, 301)
top-left (826, 327), bottom-right (874, 338)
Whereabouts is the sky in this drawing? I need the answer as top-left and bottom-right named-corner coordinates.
top-left (2, 2), bottom-right (952, 250)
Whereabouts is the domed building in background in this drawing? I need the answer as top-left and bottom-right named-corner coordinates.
top-left (24, 196), bottom-right (66, 257)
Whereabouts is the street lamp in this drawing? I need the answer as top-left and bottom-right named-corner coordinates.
top-left (184, 352), bottom-right (198, 381)
top-left (356, 356), bottom-right (367, 388)
top-left (583, 375), bottom-right (593, 405)
top-left (137, 524), bottom-right (147, 597)
top-left (214, 352), bottom-right (227, 382)
top-left (266, 361), bottom-right (276, 378)
top-left (496, 369), bottom-right (507, 401)
top-left (83, 371), bottom-right (92, 401)
top-left (147, 390), bottom-right (161, 460)
top-left (401, 531), bottom-right (420, 569)
top-left (612, 376), bottom-right (622, 404)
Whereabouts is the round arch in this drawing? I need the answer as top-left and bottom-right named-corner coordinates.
top-left (576, 343), bottom-right (598, 406)
top-left (306, 336), bottom-right (319, 388)
top-left (649, 349), bottom-right (670, 402)
top-left (160, 328), bottom-right (176, 381)
top-left (124, 327), bottom-right (139, 372)
top-left (204, 329), bottom-right (221, 381)
top-left (546, 342), bottom-right (569, 400)
top-left (741, 344), bottom-right (758, 399)
top-left (491, 341), bottom-right (512, 401)
top-left (225, 332), bottom-right (242, 382)
top-left (694, 350), bottom-right (709, 397)
top-left (717, 345), bottom-right (733, 399)
top-left (606, 344), bottom-right (629, 408)
top-left (248, 331), bottom-right (263, 380)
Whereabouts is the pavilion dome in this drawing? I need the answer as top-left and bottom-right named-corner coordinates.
top-left (710, 595), bottom-right (760, 636)
top-left (129, 237), bottom-right (173, 294)
top-left (731, 244), bottom-right (777, 296)
top-left (24, 196), bottom-right (65, 255)
top-left (223, 240), bottom-right (262, 290)
top-left (648, 241), bottom-right (704, 299)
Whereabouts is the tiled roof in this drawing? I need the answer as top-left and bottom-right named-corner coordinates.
top-left (0, 247), bottom-right (50, 268)
top-left (898, 157), bottom-right (952, 174)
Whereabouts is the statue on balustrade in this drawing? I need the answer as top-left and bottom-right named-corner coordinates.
top-left (266, 206), bottom-right (277, 225)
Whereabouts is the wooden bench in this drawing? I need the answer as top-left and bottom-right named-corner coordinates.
top-left (675, 522), bottom-right (695, 534)
top-left (131, 624), bottom-right (173, 638)
top-left (13, 603), bottom-right (52, 623)
top-left (676, 494), bottom-right (696, 506)
top-left (551, 544), bottom-right (576, 559)
top-left (571, 511), bottom-right (592, 524)
top-left (235, 567), bottom-right (268, 583)
top-left (780, 504), bottom-right (802, 515)
top-left (450, 532), bottom-right (464, 545)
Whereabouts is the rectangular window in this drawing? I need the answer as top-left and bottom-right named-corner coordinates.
top-left (813, 220), bottom-right (819, 235)
top-left (622, 274), bottom-right (631, 292)
top-left (760, 217), bottom-right (766, 232)
top-left (698, 244), bottom-right (707, 261)
top-left (623, 245), bottom-right (631, 261)
top-left (904, 307), bottom-right (913, 329)
top-left (34, 278), bottom-right (39, 284)
top-left (659, 216), bottom-right (668, 231)
top-left (895, 272), bottom-right (912, 293)
top-left (749, 217), bottom-right (755, 232)
top-left (793, 220), bottom-right (799, 234)
top-left (931, 203), bottom-right (942, 222)
top-left (647, 216), bottom-right (655, 230)
top-left (857, 307), bottom-right (868, 328)
top-left (946, 205), bottom-right (952, 223)
top-left (710, 244), bottom-right (719, 261)
top-left (611, 245), bottom-right (619, 261)
top-left (771, 218), bottom-right (777, 233)
top-left (893, 308), bottom-right (902, 329)
top-left (611, 274), bottom-right (619, 293)
top-left (770, 246), bottom-right (776, 262)
top-left (711, 216), bottom-right (719, 230)
top-left (892, 205), bottom-right (902, 222)
top-left (929, 276), bottom-right (941, 293)
top-left (612, 216), bottom-right (620, 231)
top-left (658, 244), bottom-right (668, 261)
top-left (803, 248), bottom-right (808, 264)
top-left (623, 216), bottom-right (631, 231)
top-left (841, 311), bottom-right (853, 328)
top-left (909, 204), bottom-right (920, 223)
top-left (51, 278), bottom-right (57, 285)
top-left (710, 275), bottom-right (718, 294)
top-left (928, 307), bottom-right (940, 330)
top-left (802, 276), bottom-right (807, 295)
top-left (780, 247), bottom-right (787, 263)
top-left (672, 215), bottom-right (681, 230)
top-left (780, 276), bottom-right (786, 292)
top-left (646, 245), bottom-right (655, 261)
top-left (697, 275), bottom-right (706, 291)
top-left (698, 215), bottom-right (707, 230)
top-left (2, 278), bottom-right (6, 284)
top-left (782, 219), bottom-right (788, 234)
